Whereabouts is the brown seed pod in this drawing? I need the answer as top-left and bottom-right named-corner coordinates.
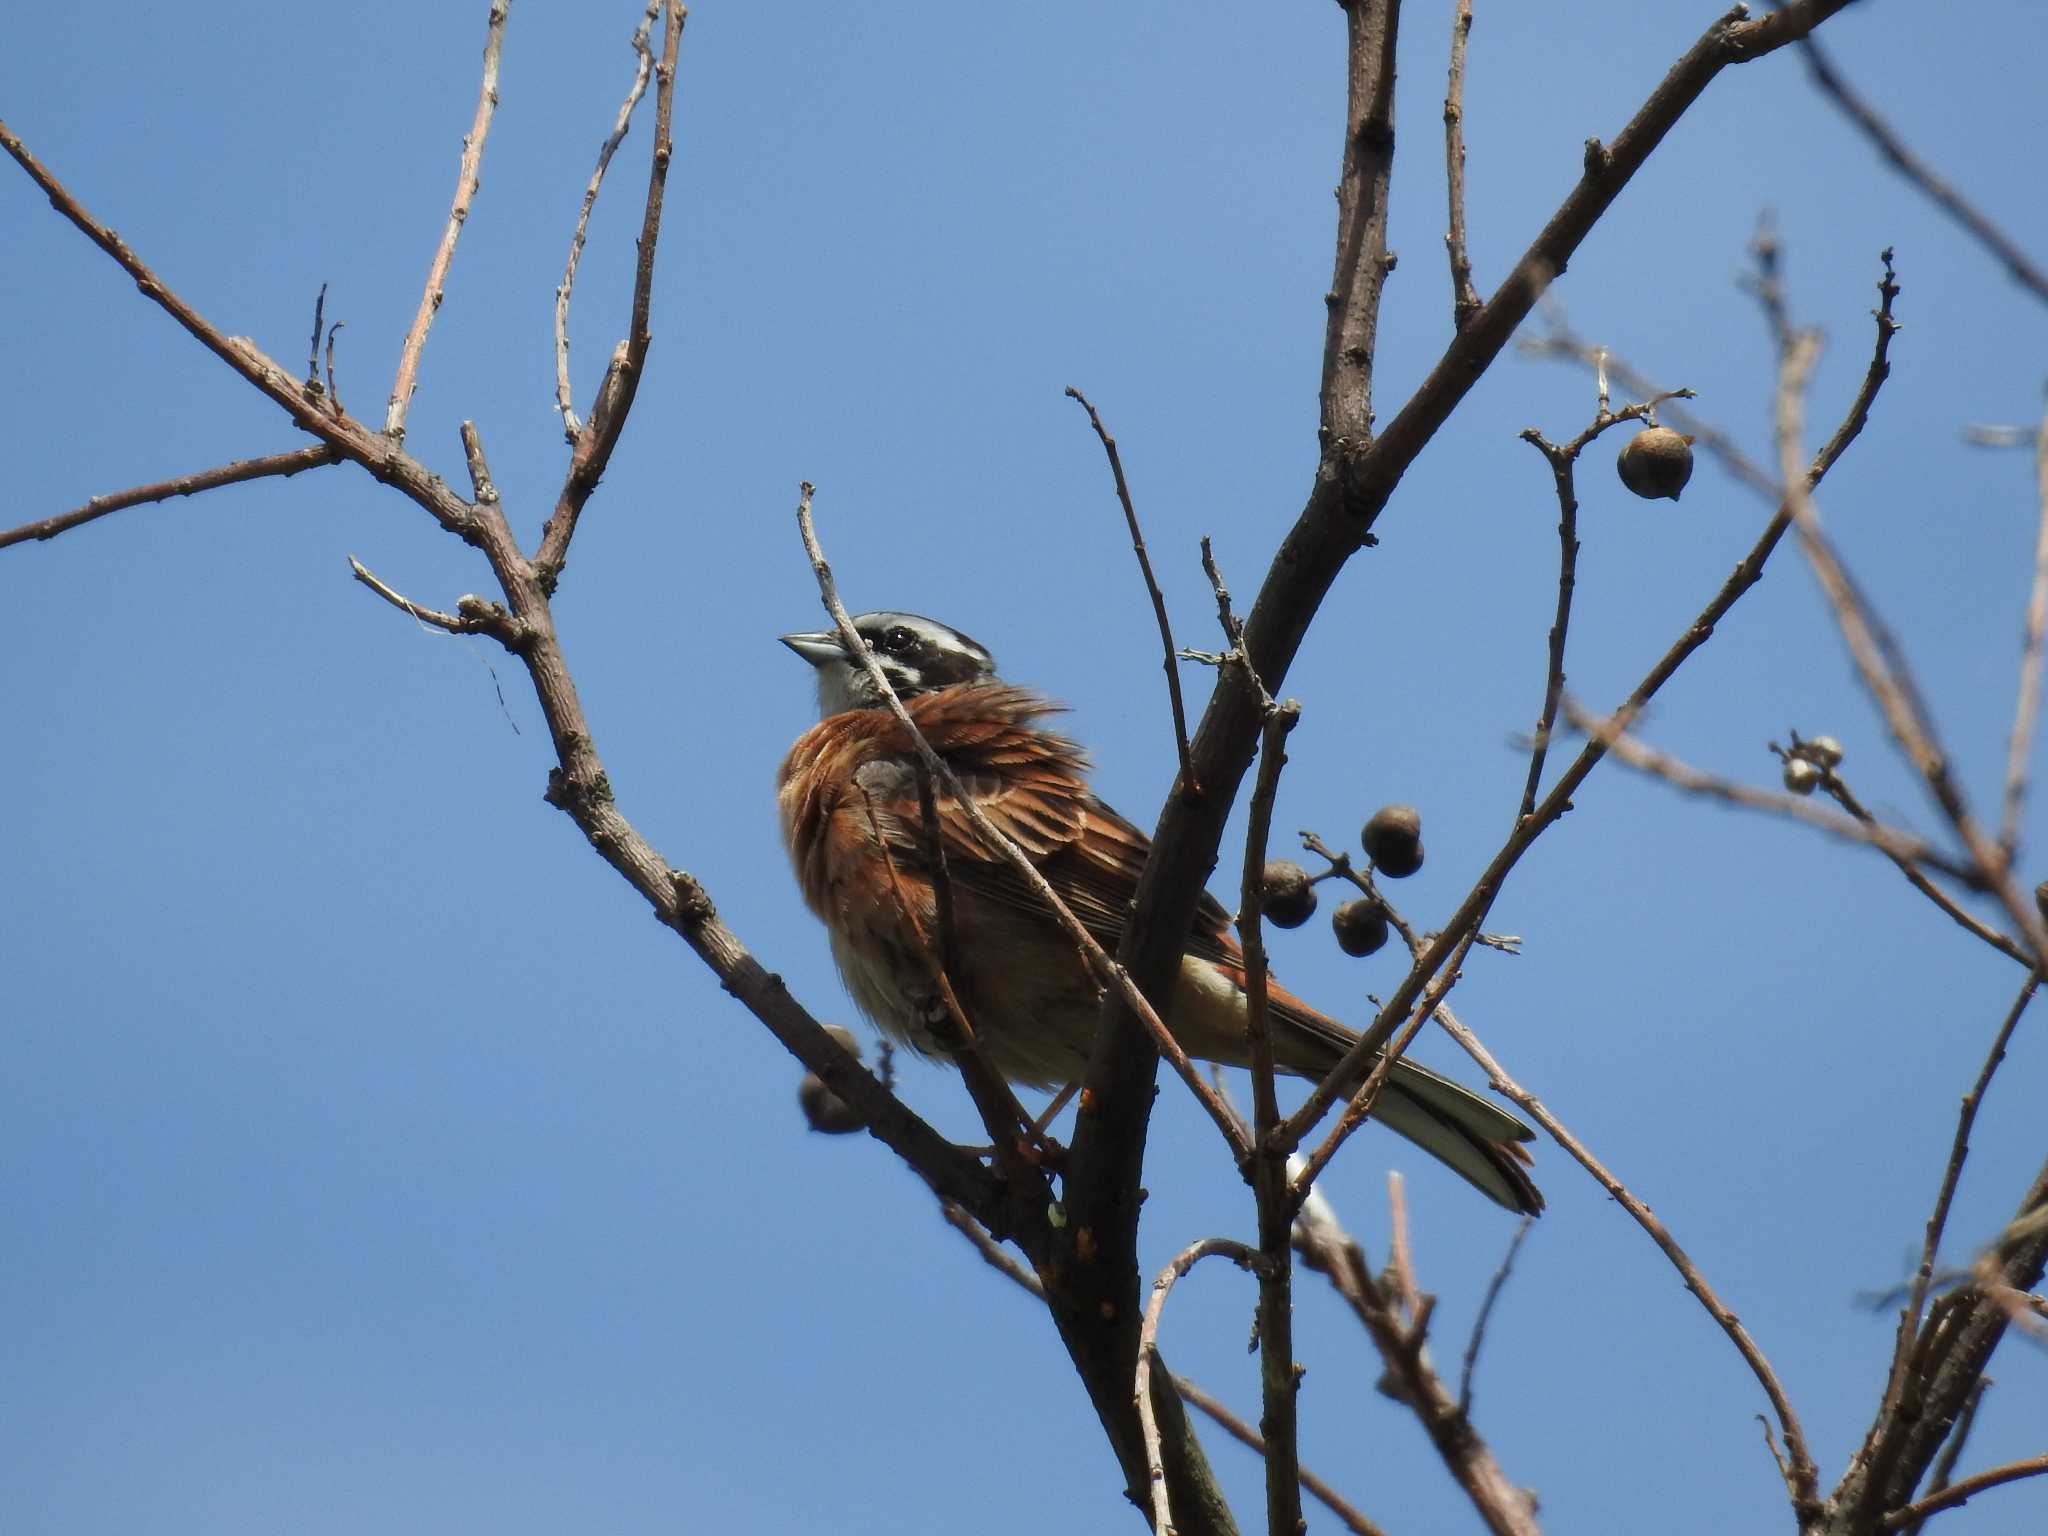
top-left (1362, 805), bottom-right (1424, 878)
top-left (798, 1026), bottom-right (866, 1134)
top-left (1332, 898), bottom-right (1390, 957)
top-left (1261, 859), bottom-right (1318, 928)
top-left (1616, 425), bottom-right (1695, 501)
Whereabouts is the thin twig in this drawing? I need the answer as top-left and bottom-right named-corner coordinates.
top-left (0, 446), bottom-right (338, 551)
top-left (538, 0), bottom-right (686, 580)
top-left (1564, 699), bottom-right (1993, 893)
top-left (1515, 388), bottom-right (1693, 819)
top-left (1796, 29), bottom-right (2048, 308)
top-left (1880, 1453), bottom-right (2048, 1528)
top-left (1442, 0), bottom-right (1481, 330)
top-left (1136, 1238), bottom-right (1265, 1536)
top-left (384, 0), bottom-right (509, 439)
top-left (305, 282), bottom-right (328, 391)
top-left (1311, 840), bottom-right (1807, 1504)
top-left (2000, 389), bottom-right (2048, 856)
top-left (1458, 1216), bottom-right (1532, 1417)
top-left (938, 1198), bottom-right (1044, 1298)
top-left (793, 485), bottom-right (1252, 1162)
top-left (1066, 386), bottom-right (1196, 796)
top-left (555, 0), bottom-right (662, 442)
top-left (1881, 978), bottom-right (2039, 1477)
top-left (348, 555), bottom-right (508, 642)
top-left (1429, 1004), bottom-right (1818, 1511)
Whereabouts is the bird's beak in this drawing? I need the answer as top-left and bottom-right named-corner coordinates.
top-left (780, 629), bottom-right (846, 668)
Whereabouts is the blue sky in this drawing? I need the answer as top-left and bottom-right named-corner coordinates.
top-left (5, 3), bottom-right (2047, 1532)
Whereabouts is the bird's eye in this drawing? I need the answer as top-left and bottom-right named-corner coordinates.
top-left (880, 625), bottom-right (915, 653)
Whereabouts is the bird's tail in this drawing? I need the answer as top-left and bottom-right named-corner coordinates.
top-left (1273, 986), bottom-right (1543, 1215)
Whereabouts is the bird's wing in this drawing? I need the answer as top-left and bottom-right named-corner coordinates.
top-left (861, 684), bottom-right (1236, 952)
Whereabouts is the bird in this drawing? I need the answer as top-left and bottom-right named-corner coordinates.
top-left (777, 610), bottom-right (1542, 1214)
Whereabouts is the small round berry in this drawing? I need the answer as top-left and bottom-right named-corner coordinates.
top-left (1261, 860), bottom-right (1318, 928)
top-left (1807, 735), bottom-right (1844, 769)
top-left (1332, 898), bottom-right (1390, 958)
top-left (1616, 426), bottom-right (1695, 501)
top-left (1362, 805), bottom-right (1424, 878)
top-left (1782, 758), bottom-right (1822, 796)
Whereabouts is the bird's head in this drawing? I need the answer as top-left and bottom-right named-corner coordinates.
top-left (780, 611), bottom-right (997, 717)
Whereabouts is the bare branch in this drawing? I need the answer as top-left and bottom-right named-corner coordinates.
top-left (1442, 0), bottom-right (1482, 330)
top-left (1796, 29), bottom-right (2048, 307)
top-left (1136, 1238), bottom-right (1265, 1536)
top-left (347, 554), bottom-right (506, 640)
top-left (1065, 386), bottom-right (1196, 796)
top-left (0, 446), bottom-right (337, 551)
top-left (384, 0), bottom-right (509, 439)
top-left (1881, 1453), bottom-right (2048, 1528)
top-left (2000, 390), bottom-right (2048, 854)
top-left (555, 0), bottom-right (662, 443)
top-left (538, 0), bottom-right (686, 581)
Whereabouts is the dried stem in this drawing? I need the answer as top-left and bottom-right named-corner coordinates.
top-left (555, 0), bottom-right (662, 442)
top-left (1442, 0), bottom-right (1481, 330)
top-left (1066, 385), bottom-right (1196, 796)
top-left (2000, 390), bottom-right (2048, 855)
top-left (1136, 1238), bottom-right (1266, 1536)
top-left (1796, 30), bottom-right (2048, 308)
top-left (0, 446), bottom-right (337, 550)
top-left (385, 0), bottom-right (508, 439)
